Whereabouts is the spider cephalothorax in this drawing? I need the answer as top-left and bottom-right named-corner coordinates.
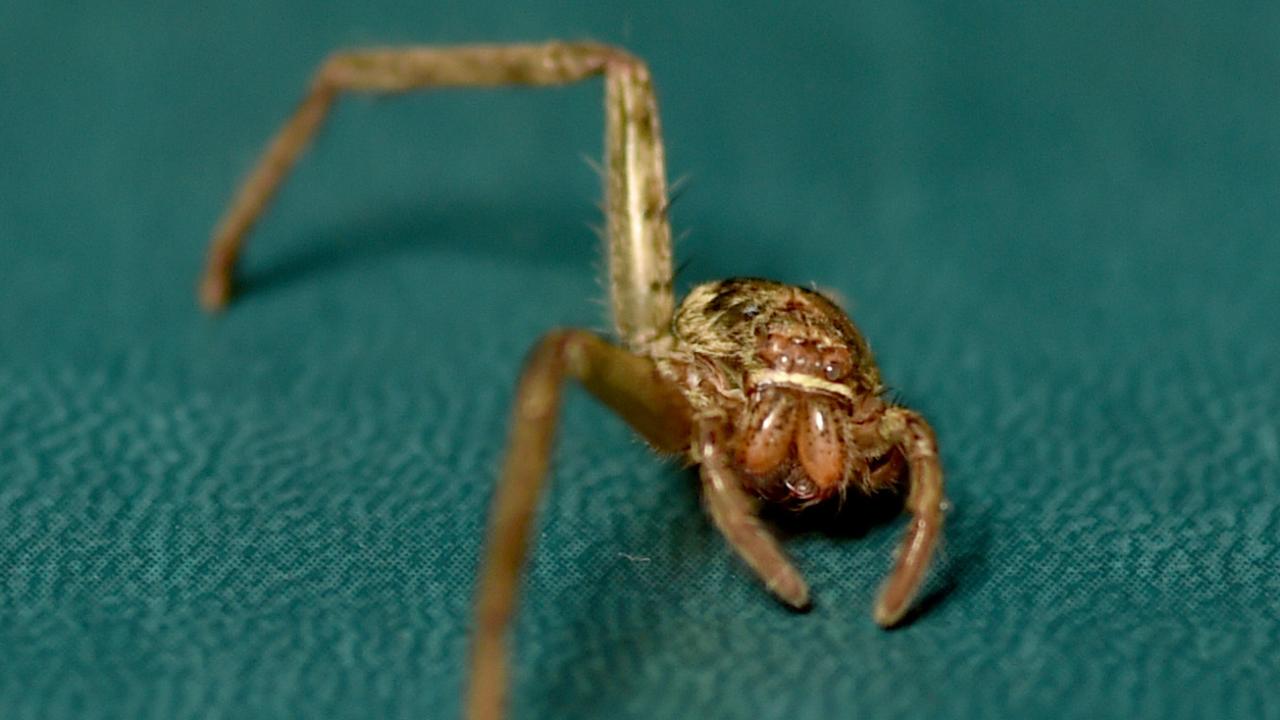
top-left (199, 41), bottom-right (945, 720)
top-left (670, 278), bottom-right (902, 506)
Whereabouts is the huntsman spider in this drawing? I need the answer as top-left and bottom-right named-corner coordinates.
top-left (198, 41), bottom-right (946, 720)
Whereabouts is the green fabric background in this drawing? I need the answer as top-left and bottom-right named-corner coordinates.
top-left (2, 2), bottom-right (1278, 718)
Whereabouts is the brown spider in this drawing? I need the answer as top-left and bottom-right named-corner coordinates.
top-left (199, 41), bottom-right (945, 720)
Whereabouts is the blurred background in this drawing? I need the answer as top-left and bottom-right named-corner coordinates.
top-left (2, 2), bottom-right (1278, 719)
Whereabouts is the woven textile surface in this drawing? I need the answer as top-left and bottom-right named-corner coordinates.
top-left (2, 2), bottom-right (1278, 718)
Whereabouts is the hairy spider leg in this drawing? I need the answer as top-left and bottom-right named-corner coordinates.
top-left (198, 39), bottom-right (950, 718)
top-left (468, 329), bottom-right (692, 720)
top-left (199, 41), bottom-right (676, 351)
top-left (873, 408), bottom-right (944, 626)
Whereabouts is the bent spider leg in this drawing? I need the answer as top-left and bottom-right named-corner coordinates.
top-left (872, 408), bottom-right (944, 627)
top-left (698, 421), bottom-right (810, 610)
top-left (199, 41), bottom-right (675, 351)
top-left (468, 329), bottom-right (691, 720)
top-left (862, 448), bottom-right (906, 495)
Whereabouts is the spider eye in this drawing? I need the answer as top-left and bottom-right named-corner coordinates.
top-left (821, 351), bottom-right (851, 381)
top-left (823, 362), bottom-right (842, 381)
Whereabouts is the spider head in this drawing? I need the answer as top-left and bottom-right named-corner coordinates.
top-left (673, 278), bottom-right (886, 504)
top-left (673, 278), bottom-right (878, 382)
top-left (756, 330), bottom-right (853, 383)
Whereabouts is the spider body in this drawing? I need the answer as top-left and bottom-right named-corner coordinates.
top-left (199, 41), bottom-right (945, 720)
top-left (669, 278), bottom-right (900, 508)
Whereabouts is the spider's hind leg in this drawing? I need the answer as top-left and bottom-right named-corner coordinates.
top-left (468, 329), bottom-right (691, 720)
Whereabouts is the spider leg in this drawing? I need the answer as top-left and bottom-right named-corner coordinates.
top-left (199, 41), bottom-right (675, 350)
top-left (468, 329), bottom-right (691, 720)
top-left (867, 449), bottom-right (906, 488)
top-left (873, 408), bottom-right (944, 627)
top-left (698, 421), bottom-right (810, 609)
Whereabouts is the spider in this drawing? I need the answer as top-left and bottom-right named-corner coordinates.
top-left (198, 41), bottom-right (945, 720)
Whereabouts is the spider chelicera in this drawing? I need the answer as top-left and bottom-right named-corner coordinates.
top-left (199, 41), bottom-right (946, 720)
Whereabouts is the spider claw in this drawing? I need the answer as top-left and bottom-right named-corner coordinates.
top-left (872, 593), bottom-right (907, 628)
top-left (198, 271), bottom-right (232, 312)
top-left (767, 568), bottom-right (811, 611)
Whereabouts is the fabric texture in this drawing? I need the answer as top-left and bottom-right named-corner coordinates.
top-left (2, 2), bottom-right (1278, 718)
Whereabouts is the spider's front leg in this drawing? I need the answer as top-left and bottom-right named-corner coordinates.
top-left (198, 41), bottom-right (675, 352)
top-left (468, 329), bottom-right (692, 720)
top-left (198, 40), bottom-right (688, 720)
top-left (873, 408), bottom-right (944, 627)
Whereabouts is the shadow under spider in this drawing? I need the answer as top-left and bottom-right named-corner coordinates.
top-left (233, 200), bottom-right (596, 302)
top-left (761, 486), bottom-right (909, 541)
top-left (229, 199), bottom-right (800, 306)
top-left (759, 484), bottom-right (985, 624)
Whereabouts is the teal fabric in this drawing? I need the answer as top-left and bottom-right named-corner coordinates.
top-left (3, 2), bottom-right (1278, 718)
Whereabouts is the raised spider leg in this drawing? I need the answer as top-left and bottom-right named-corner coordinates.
top-left (199, 41), bottom-right (675, 350)
top-left (469, 329), bottom-right (692, 720)
top-left (699, 421), bottom-right (810, 609)
top-left (873, 408), bottom-right (944, 627)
